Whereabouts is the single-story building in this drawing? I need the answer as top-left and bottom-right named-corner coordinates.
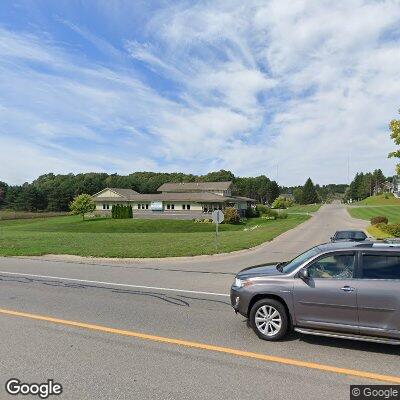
top-left (92, 181), bottom-right (255, 216)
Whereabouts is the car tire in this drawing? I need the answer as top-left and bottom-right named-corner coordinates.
top-left (249, 299), bottom-right (289, 341)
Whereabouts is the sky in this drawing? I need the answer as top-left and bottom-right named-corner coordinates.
top-left (0, 0), bottom-right (399, 186)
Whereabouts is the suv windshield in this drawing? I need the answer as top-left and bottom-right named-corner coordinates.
top-left (281, 246), bottom-right (321, 274)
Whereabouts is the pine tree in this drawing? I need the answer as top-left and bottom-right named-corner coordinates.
top-left (302, 178), bottom-right (319, 204)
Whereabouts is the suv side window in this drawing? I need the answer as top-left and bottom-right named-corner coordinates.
top-left (307, 254), bottom-right (355, 279)
top-left (361, 253), bottom-right (400, 280)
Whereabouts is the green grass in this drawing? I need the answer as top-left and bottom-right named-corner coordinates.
top-left (347, 206), bottom-right (400, 224)
top-left (354, 194), bottom-right (400, 206)
top-left (287, 204), bottom-right (321, 213)
top-left (0, 214), bottom-right (310, 258)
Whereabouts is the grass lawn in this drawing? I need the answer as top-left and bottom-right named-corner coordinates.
top-left (353, 194), bottom-right (400, 206)
top-left (347, 206), bottom-right (400, 223)
top-left (0, 214), bottom-right (310, 258)
top-left (287, 204), bottom-right (322, 213)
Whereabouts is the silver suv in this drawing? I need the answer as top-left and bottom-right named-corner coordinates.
top-left (231, 241), bottom-right (400, 344)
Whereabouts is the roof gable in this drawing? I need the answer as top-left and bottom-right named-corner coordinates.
top-left (92, 187), bottom-right (139, 199)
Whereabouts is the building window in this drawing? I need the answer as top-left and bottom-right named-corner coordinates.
top-left (182, 204), bottom-right (186, 210)
top-left (106, 204), bottom-right (110, 210)
top-left (187, 204), bottom-right (190, 210)
top-left (138, 204), bottom-right (142, 209)
top-left (171, 204), bottom-right (175, 210)
top-left (146, 204), bottom-right (149, 209)
top-left (103, 204), bottom-right (106, 210)
top-left (167, 204), bottom-right (170, 210)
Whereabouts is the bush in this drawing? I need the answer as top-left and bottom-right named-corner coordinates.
top-left (370, 216), bottom-right (388, 225)
top-left (245, 207), bottom-right (259, 218)
top-left (277, 211), bottom-right (288, 219)
top-left (378, 223), bottom-right (400, 237)
top-left (271, 197), bottom-right (287, 209)
top-left (271, 196), bottom-right (294, 209)
top-left (256, 204), bottom-right (269, 214)
top-left (224, 207), bottom-right (241, 224)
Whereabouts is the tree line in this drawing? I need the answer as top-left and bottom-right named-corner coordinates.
top-left (344, 169), bottom-right (387, 202)
top-left (0, 170), bottom-right (281, 212)
top-left (281, 180), bottom-right (348, 203)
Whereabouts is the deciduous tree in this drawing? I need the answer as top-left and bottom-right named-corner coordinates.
top-left (69, 194), bottom-right (95, 220)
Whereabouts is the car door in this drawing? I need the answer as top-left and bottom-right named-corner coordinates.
top-left (356, 251), bottom-right (400, 339)
top-left (293, 252), bottom-right (359, 333)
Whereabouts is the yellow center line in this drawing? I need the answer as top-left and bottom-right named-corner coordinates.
top-left (0, 307), bottom-right (399, 384)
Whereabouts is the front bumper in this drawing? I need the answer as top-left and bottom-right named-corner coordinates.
top-left (230, 286), bottom-right (249, 317)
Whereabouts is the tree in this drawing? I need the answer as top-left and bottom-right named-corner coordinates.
top-left (69, 194), bottom-right (95, 220)
top-left (293, 187), bottom-right (303, 204)
top-left (266, 181), bottom-right (280, 204)
top-left (0, 181), bottom-right (8, 208)
top-left (302, 178), bottom-right (319, 204)
top-left (388, 109), bottom-right (400, 174)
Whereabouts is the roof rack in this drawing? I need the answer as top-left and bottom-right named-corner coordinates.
top-left (354, 240), bottom-right (400, 248)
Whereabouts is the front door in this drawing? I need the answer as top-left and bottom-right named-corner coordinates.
top-left (293, 252), bottom-right (359, 333)
top-left (357, 252), bottom-right (400, 339)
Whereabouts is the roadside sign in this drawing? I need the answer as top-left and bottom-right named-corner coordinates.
top-left (212, 210), bottom-right (224, 250)
top-left (212, 210), bottom-right (224, 224)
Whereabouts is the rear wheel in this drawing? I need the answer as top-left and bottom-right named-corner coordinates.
top-left (249, 299), bottom-right (289, 341)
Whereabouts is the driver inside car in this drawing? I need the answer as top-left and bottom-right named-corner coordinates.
top-left (310, 255), bottom-right (354, 279)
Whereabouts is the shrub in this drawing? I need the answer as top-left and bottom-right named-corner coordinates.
top-left (370, 216), bottom-right (388, 225)
top-left (245, 207), bottom-right (260, 218)
top-left (378, 223), bottom-right (400, 237)
top-left (112, 205), bottom-right (133, 219)
top-left (264, 208), bottom-right (278, 219)
top-left (284, 198), bottom-right (294, 208)
top-left (277, 211), bottom-right (288, 219)
top-left (271, 197), bottom-right (287, 209)
top-left (224, 207), bottom-right (241, 224)
top-left (256, 204), bottom-right (270, 215)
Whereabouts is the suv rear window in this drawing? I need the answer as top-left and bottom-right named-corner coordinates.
top-left (335, 231), bottom-right (366, 240)
top-left (362, 254), bottom-right (400, 280)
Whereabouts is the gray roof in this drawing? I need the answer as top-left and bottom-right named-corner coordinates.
top-left (157, 181), bottom-right (232, 192)
top-left (94, 193), bottom-right (254, 203)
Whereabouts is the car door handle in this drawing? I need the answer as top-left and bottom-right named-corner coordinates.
top-left (340, 286), bottom-right (355, 292)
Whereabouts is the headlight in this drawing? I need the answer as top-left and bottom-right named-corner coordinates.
top-left (234, 278), bottom-right (244, 288)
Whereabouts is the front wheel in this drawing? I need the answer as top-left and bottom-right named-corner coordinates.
top-left (249, 299), bottom-right (289, 341)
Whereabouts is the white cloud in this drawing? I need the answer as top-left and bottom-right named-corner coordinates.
top-left (1, 1), bottom-right (400, 185)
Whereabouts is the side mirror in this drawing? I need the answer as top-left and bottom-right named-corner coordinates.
top-left (299, 268), bottom-right (309, 280)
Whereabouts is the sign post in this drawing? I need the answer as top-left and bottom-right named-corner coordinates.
top-left (211, 210), bottom-right (224, 250)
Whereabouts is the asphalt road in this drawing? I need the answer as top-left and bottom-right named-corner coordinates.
top-left (0, 204), bottom-right (398, 400)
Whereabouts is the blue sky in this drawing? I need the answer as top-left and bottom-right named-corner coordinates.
top-left (1, 0), bottom-right (400, 185)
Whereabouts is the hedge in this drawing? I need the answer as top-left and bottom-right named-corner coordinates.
top-left (111, 204), bottom-right (133, 219)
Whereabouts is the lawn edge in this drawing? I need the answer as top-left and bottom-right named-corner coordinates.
top-left (4, 215), bottom-right (313, 263)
